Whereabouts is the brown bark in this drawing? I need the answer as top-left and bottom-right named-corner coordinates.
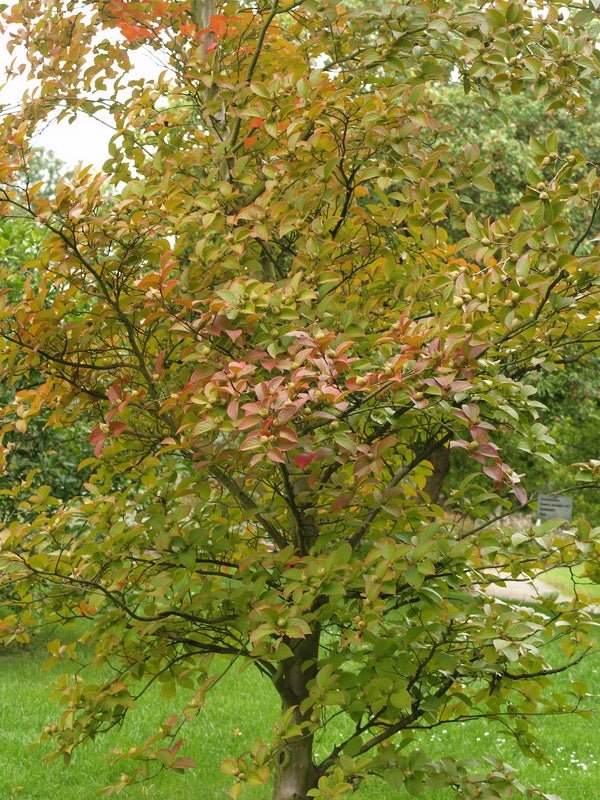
top-left (423, 443), bottom-right (450, 503)
top-left (272, 629), bottom-right (320, 800)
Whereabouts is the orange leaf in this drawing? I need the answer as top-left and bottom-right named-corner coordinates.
top-left (118, 22), bottom-right (151, 42)
top-left (209, 14), bottom-right (228, 36)
top-left (155, 350), bottom-right (166, 376)
top-left (78, 600), bottom-right (97, 616)
top-left (179, 22), bottom-right (196, 36)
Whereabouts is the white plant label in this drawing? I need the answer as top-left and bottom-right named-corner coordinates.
top-left (537, 493), bottom-right (573, 522)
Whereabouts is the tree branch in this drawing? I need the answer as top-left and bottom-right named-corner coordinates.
top-left (209, 464), bottom-right (288, 549)
top-left (348, 435), bottom-right (450, 548)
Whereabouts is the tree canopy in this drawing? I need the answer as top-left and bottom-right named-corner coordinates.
top-left (1, 1), bottom-right (600, 799)
top-left (427, 86), bottom-right (600, 520)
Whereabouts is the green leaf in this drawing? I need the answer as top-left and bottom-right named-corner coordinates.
top-left (179, 548), bottom-right (197, 570)
top-left (404, 774), bottom-right (424, 796)
top-left (472, 175), bottom-right (495, 192)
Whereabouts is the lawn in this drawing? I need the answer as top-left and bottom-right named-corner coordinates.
top-left (542, 567), bottom-right (600, 604)
top-left (1, 630), bottom-right (599, 799)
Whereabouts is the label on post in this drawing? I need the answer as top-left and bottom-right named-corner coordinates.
top-left (537, 493), bottom-right (573, 522)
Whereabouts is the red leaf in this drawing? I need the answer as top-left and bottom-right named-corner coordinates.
top-left (255, 382), bottom-right (268, 401)
top-left (331, 491), bottom-right (353, 513)
top-left (512, 484), bottom-right (528, 506)
top-left (477, 443), bottom-right (500, 457)
top-left (482, 464), bottom-right (504, 482)
top-left (107, 383), bottom-right (123, 403)
top-left (294, 453), bottom-right (316, 469)
top-left (93, 442), bottom-right (104, 457)
top-left (277, 427), bottom-right (298, 443)
top-left (170, 739), bottom-right (183, 756)
top-left (173, 756), bottom-right (197, 771)
top-left (278, 405), bottom-right (299, 423)
top-left (238, 415), bottom-right (263, 430)
top-left (109, 421), bottom-right (127, 436)
top-left (89, 426), bottom-right (104, 445)
top-left (469, 425), bottom-right (489, 441)
top-left (452, 380), bottom-right (473, 393)
top-left (90, 427), bottom-right (106, 457)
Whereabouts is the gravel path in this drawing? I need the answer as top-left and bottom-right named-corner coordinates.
top-left (488, 577), bottom-right (569, 603)
top-left (487, 575), bottom-right (600, 613)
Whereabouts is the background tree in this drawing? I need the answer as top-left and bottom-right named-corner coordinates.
top-left (520, 355), bottom-right (600, 521)
top-left (0, 150), bottom-right (89, 521)
top-left (432, 86), bottom-right (600, 519)
top-left (437, 83), bottom-right (600, 233)
top-left (0, 2), bottom-right (600, 800)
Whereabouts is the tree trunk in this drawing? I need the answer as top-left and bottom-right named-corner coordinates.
top-left (272, 628), bottom-right (320, 800)
top-left (424, 443), bottom-right (450, 504)
top-left (272, 721), bottom-right (318, 800)
top-left (191, 0), bottom-right (216, 59)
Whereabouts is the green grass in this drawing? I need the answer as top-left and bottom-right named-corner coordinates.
top-left (541, 567), bottom-right (600, 603)
top-left (0, 637), bottom-right (277, 799)
top-left (1, 633), bottom-right (600, 799)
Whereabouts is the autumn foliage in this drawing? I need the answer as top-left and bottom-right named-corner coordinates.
top-left (1, 1), bottom-right (600, 798)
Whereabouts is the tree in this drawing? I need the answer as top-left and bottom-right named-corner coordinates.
top-left (0, 151), bottom-right (90, 522)
top-left (435, 81), bottom-right (600, 235)
top-left (1, 1), bottom-right (600, 798)
top-left (508, 353), bottom-right (600, 523)
top-left (422, 85), bottom-right (600, 515)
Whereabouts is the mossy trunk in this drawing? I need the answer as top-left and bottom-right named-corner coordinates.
top-left (272, 629), bottom-right (320, 800)
top-left (272, 723), bottom-right (319, 800)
